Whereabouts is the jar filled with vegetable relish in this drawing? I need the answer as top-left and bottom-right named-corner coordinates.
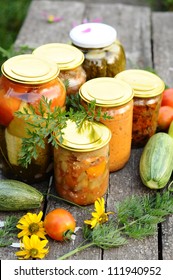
top-left (69, 23), bottom-right (126, 81)
top-left (0, 54), bottom-right (66, 183)
top-left (54, 119), bottom-right (111, 205)
top-left (33, 43), bottom-right (86, 95)
top-left (79, 78), bottom-right (134, 172)
top-left (115, 69), bottom-right (165, 147)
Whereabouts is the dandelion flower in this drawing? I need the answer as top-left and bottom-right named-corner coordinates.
top-left (84, 197), bottom-right (114, 229)
top-left (16, 211), bottom-right (47, 239)
top-left (16, 235), bottom-right (49, 259)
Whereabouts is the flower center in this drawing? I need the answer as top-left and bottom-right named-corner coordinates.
top-left (99, 213), bottom-right (108, 224)
top-left (28, 223), bottom-right (39, 234)
top-left (30, 248), bottom-right (38, 258)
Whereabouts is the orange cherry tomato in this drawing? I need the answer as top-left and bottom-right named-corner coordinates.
top-left (44, 208), bottom-right (76, 241)
top-left (157, 105), bottom-right (173, 130)
top-left (0, 88), bottom-right (21, 126)
top-left (161, 88), bottom-right (173, 107)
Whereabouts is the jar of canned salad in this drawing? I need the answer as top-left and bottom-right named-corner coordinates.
top-left (79, 78), bottom-right (134, 172)
top-left (33, 43), bottom-right (86, 95)
top-left (0, 54), bottom-right (66, 183)
top-left (115, 69), bottom-right (165, 147)
top-left (69, 22), bottom-right (126, 81)
top-left (54, 119), bottom-right (111, 205)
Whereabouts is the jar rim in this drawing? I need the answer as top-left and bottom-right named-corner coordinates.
top-left (33, 43), bottom-right (84, 70)
top-left (57, 119), bottom-right (112, 152)
top-left (1, 54), bottom-right (59, 84)
top-left (115, 69), bottom-right (165, 97)
top-left (79, 77), bottom-right (134, 107)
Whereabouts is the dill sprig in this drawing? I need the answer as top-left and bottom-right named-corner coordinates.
top-left (0, 216), bottom-right (19, 247)
top-left (15, 97), bottom-right (68, 168)
top-left (15, 94), bottom-right (111, 168)
top-left (58, 190), bottom-right (173, 259)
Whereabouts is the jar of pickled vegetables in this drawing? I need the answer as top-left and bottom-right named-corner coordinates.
top-left (79, 78), bottom-right (134, 172)
top-left (33, 43), bottom-right (86, 95)
top-left (54, 119), bottom-right (111, 205)
top-left (0, 54), bottom-right (66, 183)
top-left (115, 69), bottom-right (165, 147)
top-left (69, 22), bottom-right (126, 81)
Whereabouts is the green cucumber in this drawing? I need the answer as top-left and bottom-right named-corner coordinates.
top-left (139, 132), bottom-right (173, 189)
top-left (0, 179), bottom-right (44, 211)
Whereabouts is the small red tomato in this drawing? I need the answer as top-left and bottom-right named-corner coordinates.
top-left (157, 105), bottom-right (173, 130)
top-left (161, 88), bottom-right (173, 107)
top-left (44, 208), bottom-right (76, 241)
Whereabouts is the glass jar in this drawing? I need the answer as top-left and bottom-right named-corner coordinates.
top-left (69, 22), bottom-right (126, 81)
top-left (79, 78), bottom-right (134, 172)
top-left (33, 43), bottom-right (86, 95)
top-left (54, 120), bottom-right (111, 205)
top-left (115, 69), bottom-right (165, 147)
top-left (0, 54), bottom-right (66, 183)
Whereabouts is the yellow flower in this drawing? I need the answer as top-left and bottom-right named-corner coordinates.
top-left (84, 197), bottom-right (114, 229)
top-left (16, 235), bottom-right (49, 259)
top-left (16, 211), bottom-right (47, 239)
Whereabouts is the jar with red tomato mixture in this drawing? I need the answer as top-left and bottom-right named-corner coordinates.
top-left (33, 43), bottom-right (86, 95)
top-left (115, 69), bottom-right (165, 147)
top-left (79, 78), bottom-right (134, 172)
top-left (54, 120), bottom-right (111, 205)
top-left (69, 23), bottom-right (126, 81)
top-left (0, 54), bottom-right (66, 183)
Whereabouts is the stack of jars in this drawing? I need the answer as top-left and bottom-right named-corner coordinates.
top-left (0, 22), bottom-right (165, 206)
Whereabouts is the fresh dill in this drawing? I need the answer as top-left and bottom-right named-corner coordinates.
top-left (0, 216), bottom-right (19, 247)
top-left (58, 190), bottom-right (173, 259)
top-left (15, 94), bottom-right (111, 168)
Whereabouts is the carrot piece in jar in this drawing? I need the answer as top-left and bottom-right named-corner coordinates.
top-left (86, 157), bottom-right (106, 178)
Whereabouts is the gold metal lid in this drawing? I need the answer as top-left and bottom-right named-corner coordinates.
top-left (33, 43), bottom-right (84, 70)
top-left (115, 69), bottom-right (165, 98)
top-left (79, 77), bottom-right (134, 107)
top-left (1, 54), bottom-right (59, 84)
top-left (57, 119), bottom-right (111, 152)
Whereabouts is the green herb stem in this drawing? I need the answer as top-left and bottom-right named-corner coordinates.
top-left (58, 242), bottom-right (94, 260)
top-left (45, 193), bottom-right (88, 211)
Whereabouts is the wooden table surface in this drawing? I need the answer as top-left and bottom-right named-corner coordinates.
top-left (1, 0), bottom-right (173, 260)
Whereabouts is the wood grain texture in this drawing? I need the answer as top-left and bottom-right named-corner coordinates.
top-left (0, 0), bottom-right (172, 260)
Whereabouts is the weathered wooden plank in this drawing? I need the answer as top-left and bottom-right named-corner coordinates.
top-left (152, 12), bottom-right (173, 88)
top-left (15, 0), bottom-right (85, 48)
top-left (104, 149), bottom-right (158, 260)
top-left (0, 1), bottom-right (164, 260)
top-left (152, 12), bottom-right (173, 260)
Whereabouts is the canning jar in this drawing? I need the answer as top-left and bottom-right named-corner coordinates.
top-left (69, 22), bottom-right (126, 80)
top-left (54, 119), bottom-right (111, 205)
top-left (115, 69), bottom-right (165, 147)
top-left (33, 43), bottom-right (86, 95)
top-left (79, 78), bottom-right (134, 172)
top-left (0, 54), bottom-right (66, 183)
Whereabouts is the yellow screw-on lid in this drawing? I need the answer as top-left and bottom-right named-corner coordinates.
top-left (115, 69), bottom-right (165, 98)
top-left (79, 77), bottom-right (134, 107)
top-left (33, 43), bottom-right (84, 70)
top-left (1, 54), bottom-right (59, 84)
top-left (57, 119), bottom-right (111, 152)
